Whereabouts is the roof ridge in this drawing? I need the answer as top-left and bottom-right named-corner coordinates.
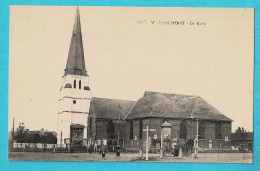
top-left (193, 96), bottom-right (233, 121)
top-left (92, 97), bottom-right (136, 102)
top-left (144, 90), bottom-right (196, 97)
top-left (123, 101), bottom-right (138, 120)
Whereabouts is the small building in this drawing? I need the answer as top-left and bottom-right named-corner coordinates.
top-left (87, 97), bottom-right (135, 150)
top-left (29, 129), bottom-right (57, 137)
top-left (231, 132), bottom-right (253, 151)
top-left (124, 91), bottom-right (232, 151)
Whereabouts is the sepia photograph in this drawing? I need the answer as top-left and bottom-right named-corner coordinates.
top-left (8, 6), bottom-right (254, 163)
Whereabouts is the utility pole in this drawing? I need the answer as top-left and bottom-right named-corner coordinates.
top-left (160, 128), bottom-right (163, 159)
top-left (142, 125), bottom-right (155, 161)
top-left (194, 118), bottom-right (199, 158)
top-left (145, 125), bottom-right (149, 161)
top-left (118, 105), bottom-right (121, 147)
top-left (12, 118), bottom-right (15, 149)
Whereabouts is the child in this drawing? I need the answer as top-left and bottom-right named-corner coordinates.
top-left (52, 144), bottom-right (56, 153)
top-left (101, 148), bottom-right (106, 160)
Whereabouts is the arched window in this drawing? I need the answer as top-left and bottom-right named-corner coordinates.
top-left (139, 119), bottom-right (143, 139)
top-left (74, 80), bottom-right (76, 88)
top-left (215, 122), bottom-right (221, 139)
top-left (89, 117), bottom-right (92, 135)
top-left (107, 121), bottom-right (115, 138)
top-left (180, 120), bottom-right (187, 140)
top-left (199, 121), bottom-right (205, 139)
top-left (162, 119), bottom-right (168, 124)
top-left (79, 80), bottom-right (81, 89)
top-left (130, 120), bottom-right (133, 139)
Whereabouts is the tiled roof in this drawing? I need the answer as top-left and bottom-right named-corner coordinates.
top-left (91, 97), bottom-right (136, 120)
top-left (124, 91), bottom-right (232, 121)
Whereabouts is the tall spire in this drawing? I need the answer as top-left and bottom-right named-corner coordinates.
top-left (64, 7), bottom-right (88, 76)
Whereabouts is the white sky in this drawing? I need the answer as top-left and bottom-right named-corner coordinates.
top-left (9, 6), bottom-right (254, 132)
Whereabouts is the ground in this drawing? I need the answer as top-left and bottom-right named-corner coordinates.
top-left (8, 152), bottom-right (253, 163)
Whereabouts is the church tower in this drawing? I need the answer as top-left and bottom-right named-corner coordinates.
top-left (57, 7), bottom-right (91, 148)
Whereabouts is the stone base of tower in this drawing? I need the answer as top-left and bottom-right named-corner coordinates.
top-left (57, 125), bottom-right (88, 148)
top-left (57, 113), bottom-right (88, 149)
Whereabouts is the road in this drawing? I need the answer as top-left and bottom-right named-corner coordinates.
top-left (8, 152), bottom-right (253, 163)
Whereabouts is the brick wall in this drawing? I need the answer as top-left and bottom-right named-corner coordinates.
top-left (125, 118), bottom-right (231, 149)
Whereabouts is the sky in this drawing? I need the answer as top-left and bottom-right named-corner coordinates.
top-left (9, 6), bottom-right (254, 132)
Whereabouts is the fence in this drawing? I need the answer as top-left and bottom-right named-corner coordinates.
top-left (13, 143), bottom-right (56, 149)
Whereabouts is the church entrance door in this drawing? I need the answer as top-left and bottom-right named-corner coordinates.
top-left (70, 124), bottom-right (84, 149)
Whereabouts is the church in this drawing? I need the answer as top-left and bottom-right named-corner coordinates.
top-left (57, 8), bottom-right (232, 151)
top-left (123, 91), bottom-right (232, 151)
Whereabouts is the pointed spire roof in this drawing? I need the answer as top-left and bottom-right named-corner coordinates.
top-left (64, 7), bottom-right (88, 76)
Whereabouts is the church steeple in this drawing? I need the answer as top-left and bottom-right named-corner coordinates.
top-left (58, 7), bottom-right (91, 149)
top-left (64, 7), bottom-right (87, 76)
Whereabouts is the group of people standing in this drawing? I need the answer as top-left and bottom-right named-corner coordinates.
top-left (42, 143), bottom-right (122, 160)
top-left (100, 146), bottom-right (121, 160)
top-left (42, 144), bottom-right (56, 153)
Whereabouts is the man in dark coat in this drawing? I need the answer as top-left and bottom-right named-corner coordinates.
top-left (116, 146), bottom-right (120, 157)
top-left (101, 147), bottom-right (106, 160)
top-left (43, 144), bottom-right (47, 153)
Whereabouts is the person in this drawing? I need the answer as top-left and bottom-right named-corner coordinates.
top-left (52, 144), bottom-right (56, 153)
top-left (101, 147), bottom-right (106, 160)
top-left (99, 147), bottom-right (101, 154)
top-left (172, 144), bottom-right (178, 157)
top-left (94, 142), bottom-right (97, 152)
top-left (178, 146), bottom-right (183, 158)
top-left (139, 147), bottom-right (143, 159)
top-left (116, 146), bottom-right (120, 157)
top-left (43, 144), bottom-right (47, 153)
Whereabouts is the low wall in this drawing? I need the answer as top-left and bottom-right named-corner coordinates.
top-left (13, 143), bottom-right (56, 149)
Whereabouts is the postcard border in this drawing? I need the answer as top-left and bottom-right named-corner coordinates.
top-left (0, 0), bottom-right (259, 170)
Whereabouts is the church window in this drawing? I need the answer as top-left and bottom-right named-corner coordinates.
top-left (162, 119), bottom-right (168, 124)
top-left (139, 119), bottom-right (143, 139)
top-left (74, 80), bottom-right (76, 88)
top-left (199, 121), bottom-right (205, 139)
top-left (130, 120), bottom-right (133, 139)
top-left (180, 120), bottom-right (187, 140)
top-left (79, 80), bottom-right (81, 89)
top-left (215, 122), bottom-right (221, 139)
top-left (73, 100), bottom-right (76, 104)
top-left (107, 121), bottom-right (115, 138)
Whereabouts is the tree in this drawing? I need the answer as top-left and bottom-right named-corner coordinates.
top-left (235, 127), bottom-right (247, 133)
top-left (46, 132), bottom-right (57, 144)
top-left (13, 124), bottom-right (30, 146)
top-left (30, 133), bottom-right (41, 145)
top-left (41, 132), bottom-right (57, 144)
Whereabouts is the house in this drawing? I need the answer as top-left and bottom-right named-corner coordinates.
top-left (231, 132), bottom-right (253, 151)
